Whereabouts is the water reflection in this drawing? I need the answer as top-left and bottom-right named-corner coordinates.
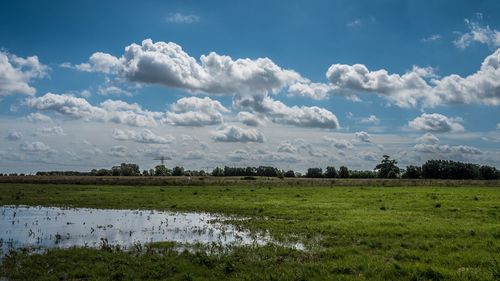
top-left (0, 205), bottom-right (273, 255)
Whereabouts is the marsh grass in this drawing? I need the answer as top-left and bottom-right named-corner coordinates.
top-left (0, 183), bottom-right (499, 280)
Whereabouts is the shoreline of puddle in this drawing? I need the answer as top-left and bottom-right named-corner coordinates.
top-left (0, 205), bottom-right (304, 256)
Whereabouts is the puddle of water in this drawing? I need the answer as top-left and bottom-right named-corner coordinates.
top-left (0, 205), bottom-right (278, 255)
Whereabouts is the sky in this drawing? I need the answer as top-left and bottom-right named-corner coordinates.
top-left (1, 0), bottom-right (500, 173)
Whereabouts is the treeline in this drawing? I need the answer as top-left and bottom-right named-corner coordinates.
top-left (404, 160), bottom-right (500, 180)
top-left (4, 156), bottom-right (500, 180)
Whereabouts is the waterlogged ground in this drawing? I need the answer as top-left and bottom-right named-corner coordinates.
top-left (0, 183), bottom-right (500, 280)
top-left (0, 205), bottom-right (274, 255)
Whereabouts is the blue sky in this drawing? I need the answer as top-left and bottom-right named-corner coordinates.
top-left (0, 0), bottom-right (499, 173)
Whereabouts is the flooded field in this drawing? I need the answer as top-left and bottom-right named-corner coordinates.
top-left (0, 205), bottom-right (272, 255)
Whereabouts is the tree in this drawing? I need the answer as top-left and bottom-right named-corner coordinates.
top-left (284, 170), bottom-right (295, 177)
top-left (402, 165), bottom-right (422, 179)
top-left (118, 163), bottom-right (140, 176)
top-left (375, 155), bottom-right (400, 178)
top-left (324, 166), bottom-right (338, 178)
top-left (211, 167), bottom-right (224, 177)
top-left (305, 168), bottom-right (323, 178)
top-left (154, 165), bottom-right (168, 176)
top-left (172, 166), bottom-right (185, 176)
top-left (479, 165), bottom-right (499, 180)
top-left (339, 166), bottom-right (349, 178)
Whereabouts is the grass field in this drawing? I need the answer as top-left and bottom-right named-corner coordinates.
top-left (1, 182), bottom-right (500, 280)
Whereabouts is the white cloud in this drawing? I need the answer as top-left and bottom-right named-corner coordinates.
top-left (347, 19), bottom-right (362, 28)
top-left (327, 64), bottom-right (434, 107)
top-left (326, 48), bottom-right (500, 107)
top-left (166, 96), bottom-right (229, 126)
top-left (497, 123), bottom-right (500, 129)
top-left (183, 150), bottom-right (205, 160)
top-left (98, 86), bottom-right (132, 97)
top-left (277, 141), bottom-right (298, 153)
top-left (416, 133), bottom-right (440, 145)
top-left (228, 149), bottom-right (250, 162)
top-left (454, 19), bottom-right (500, 49)
top-left (408, 113), bottom-right (464, 133)
top-left (73, 39), bottom-right (341, 129)
top-left (359, 151), bottom-right (378, 161)
top-left (6, 130), bottom-right (22, 141)
top-left (166, 13), bottom-right (200, 24)
top-left (288, 82), bottom-right (331, 100)
top-left (414, 143), bottom-right (482, 155)
top-left (27, 112), bottom-right (52, 123)
top-left (430, 48), bottom-right (500, 106)
top-left (213, 125), bottom-right (265, 143)
top-left (414, 132), bottom-right (482, 155)
top-left (108, 145), bottom-right (129, 157)
top-left (34, 126), bottom-right (65, 137)
top-left (112, 128), bottom-right (174, 144)
top-left (74, 52), bottom-right (121, 74)
top-left (323, 136), bottom-right (354, 149)
top-left (421, 34), bottom-right (442, 43)
top-left (237, 111), bottom-right (263, 127)
top-left (100, 99), bottom-right (162, 127)
top-left (355, 131), bottom-right (372, 143)
top-left (0, 51), bottom-right (48, 96)
top-left (234, 96), bottom-right (339, 129)
top-left (360, 114), bottom-right (379, 124)
top-left (20, 141), bottom-right (55, 153)
top-left (79, 39), bottom-right (303, 97)
top-left (27, 93), bottom-right (162, 127)
top-left (27, 92), bottom-right (107, 121)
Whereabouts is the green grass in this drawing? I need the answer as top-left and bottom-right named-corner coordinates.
top-left (1, 183), bottom-right (500, 280)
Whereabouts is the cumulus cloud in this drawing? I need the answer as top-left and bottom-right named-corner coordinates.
top-left (237, 111), bottom-right (263, 127)
top-left (454, 18), bottom-right (500, 49)
top-left (73, 52), bottom-right (122, 74)
top-left (323, 136), bottom-right (354, 149)
top-left (213, 125), bottom-right (265, 143)
top-left (414, 143), bottom-right (482, 155)
top-left (355, 131), bottom-right (372, 143)
top-left (166, 13), bottom-right (200, 24)
top-left (6, 130), bottom-right (23, 141)
top-left (0, 51), bottom-right (48, 96)
top-left (277, 141), bottom-right (298, 153)
top-left (327, 64), bottom-right (434, 107)
top-left (497, 123), bottom-right (500, 129)
top-left (112, 128), bottom-right (174, 144)
top-left (414, 132), bottom-right (482, 155)
top-left (234, 96), bottom-right (339, 129)
top-left (26, 92), bottom-right (106, 120)
top-left (100, 99), bottom-right (162, 127)
top-left (26, 112), bottom-right (52, 123)
top-left (98, 86), bottom-right (132, 97)
top-left (288, 82), bottom-right (332, 100)
top-left (27, 93), bottom-right (163, 127)
top-left (416, 133), bottom-right (440, 145)
top-left (73, 39), bottom-right (343, 129)
top-left (360, 114), bottom-right (379, 124)
top-left (326, 48), bottom-right (500, 107)
top-left (77, 39), bottom-right (303, 97)
top-left (228, 149), bottom-right (250, 162)
top-left (408, 113), bottom-right (464, 133)
top-left (34, 126), bottom-right (65, 137)
top-left (20, 141), bottom-right (55, 154)
top-left (166, 96), bottom-right (229, 126)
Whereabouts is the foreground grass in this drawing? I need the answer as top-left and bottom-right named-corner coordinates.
top-left (1, 183), bottom-right (500, 280)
